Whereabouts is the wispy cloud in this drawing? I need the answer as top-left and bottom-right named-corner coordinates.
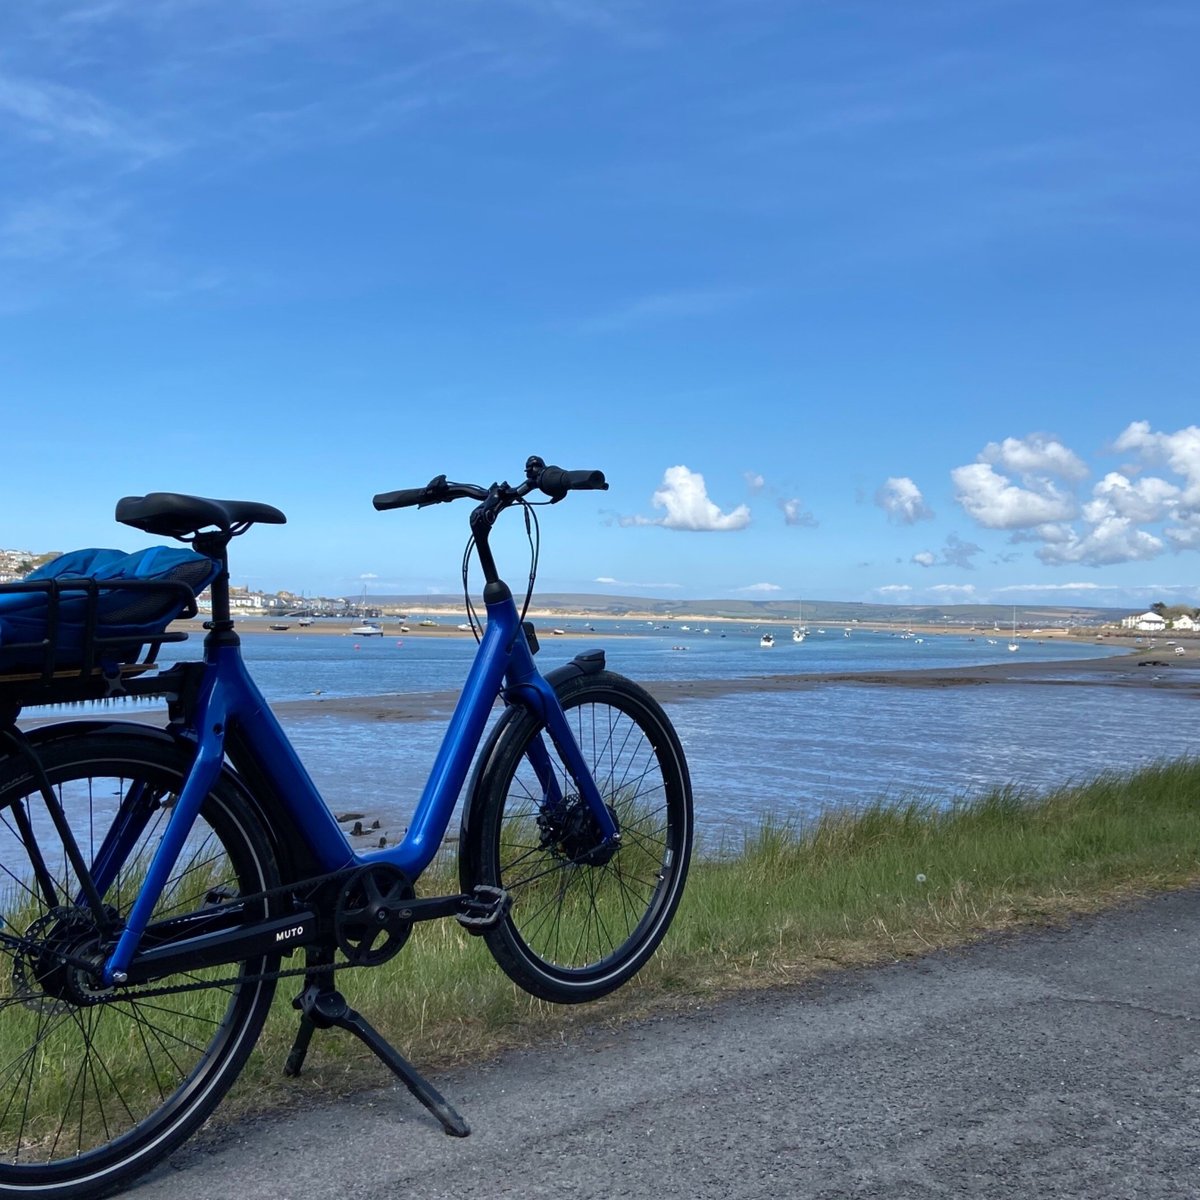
top-left (737, 582), bottom-right (781, 593)
top-left (576, 287), bottom-right (753, 335)
top-left (0, 190), bottom-right (124, 262)
top-left (0, 71), bottom-right (171, 161)
top-left (993, 582), bottom-right (1113, 593)
top-left (594, 575), bottom-right (681, 589)
top-left (779, 498), bottom-right (817, 528)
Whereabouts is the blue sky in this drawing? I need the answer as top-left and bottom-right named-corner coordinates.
top-left (2, 1), bottom-right (1197, 608)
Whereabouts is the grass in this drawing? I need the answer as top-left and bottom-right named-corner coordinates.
top-left (230, 756), bottom-right (1200, 1110)
top-left (4, 757), bottom-right (1200, 1137)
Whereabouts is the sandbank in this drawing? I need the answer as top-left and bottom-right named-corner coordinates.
top-left (271, 646), bottom-right (1200, 723)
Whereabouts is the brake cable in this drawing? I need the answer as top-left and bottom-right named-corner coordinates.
top-left (459, 493), bottom-right (544, 642)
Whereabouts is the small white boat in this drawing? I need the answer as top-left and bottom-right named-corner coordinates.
top-left (1008, 607), bottom-right (1019, 652)
top-left (350, 621), bottom-right (384, 637)
top-left (457, 624), bottom-right (472, 632)
top-left (298, 617), bottom-right (313, 627)
top-left (760, 633), bottom-right (775, 648)
top-left (1175, 646), bottom-right (1186, 656)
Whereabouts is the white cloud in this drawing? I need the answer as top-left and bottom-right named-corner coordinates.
top-left (743, 471), bottom-right (765, 492)
top-left (912, 550), bottom-right (936, 567)
top-left (738, 582), bottom-right (782, 593)
top-left (979, 434), bottom-right (1088, 482)
top-left (1036, 516), bottom-right (1164, 566)
top-left (876, 584), bottom-right (913, 595)
top-left (951, 462), bottom-right (1077, 529)
top-left (875, 476), bottom-right (933, 524)
top-left (928, 583), bottom-right (976, 597)
top-left (779, 498), bottom-right (817, 527)
top-left (1165, 514), bottom-right (1200, 551)
top-left (1085, 471), bottom-right (1180, 524)
top-left (1113, 422), bottom-right (1200, 500)
top-left (621, 466), bottom-right (751, 532)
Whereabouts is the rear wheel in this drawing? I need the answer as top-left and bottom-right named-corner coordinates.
top-left (461, 672), bottom-right (692, 1003)
top-left (0, 733), bottom-right (279, 1200)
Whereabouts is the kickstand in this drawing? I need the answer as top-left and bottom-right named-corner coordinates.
top-left (284, 972), bottom-right (470, 1137)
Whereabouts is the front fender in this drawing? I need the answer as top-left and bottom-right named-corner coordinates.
top-left (458, 649), bottom-right (607, 879)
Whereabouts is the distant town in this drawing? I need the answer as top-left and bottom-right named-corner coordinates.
top-left (1, 547), bottom-right (1196, 632)
top-left (0, 547), bottom-right (391, 618)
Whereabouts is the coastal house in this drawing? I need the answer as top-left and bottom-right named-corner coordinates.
top-left (1172, 614), bottom-right (1198, 632)
top-left (1125, 611), bottom-right (1167, 632)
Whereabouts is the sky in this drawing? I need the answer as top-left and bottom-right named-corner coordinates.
top-left (1, 1), bottom-right (1197, 609)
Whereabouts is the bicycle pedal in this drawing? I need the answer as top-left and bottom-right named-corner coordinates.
top-left (456, 885), bottom-right (511, 934)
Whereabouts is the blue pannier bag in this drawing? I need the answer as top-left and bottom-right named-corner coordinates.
top-left (0, 545), bottom-right (219, 675)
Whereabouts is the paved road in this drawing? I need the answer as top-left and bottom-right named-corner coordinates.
top-left (131, 891), bottom-right (1200, 1199)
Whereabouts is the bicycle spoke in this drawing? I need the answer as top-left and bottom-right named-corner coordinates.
top-left (0, 736), bottom-right (277, 1180)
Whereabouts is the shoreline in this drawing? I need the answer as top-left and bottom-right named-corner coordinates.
top-left (171, 612), bottom-right (1187, 650)
top-left (271, 645), bottom-right (1200, 721)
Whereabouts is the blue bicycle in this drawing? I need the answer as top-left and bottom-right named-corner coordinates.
top-left (0, 456), bottom-right (693, 1200)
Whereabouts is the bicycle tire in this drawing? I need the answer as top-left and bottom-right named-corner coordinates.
top-left (460, 670), bottom-right (692, 1003)
top-left (0, 732), bottom-right (279, 1200)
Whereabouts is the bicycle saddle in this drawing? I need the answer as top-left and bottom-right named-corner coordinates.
top-left (115, 492), bottom-right (287, 540)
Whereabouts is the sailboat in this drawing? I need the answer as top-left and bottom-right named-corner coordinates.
top-left (792, 600), bottom-right (806, 643)
top-left (1008, 607), bottom-right (1019, 652)
top-left (351, 585), bottom-right (385, 636)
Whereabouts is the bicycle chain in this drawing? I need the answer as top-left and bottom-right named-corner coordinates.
top-left (6, 867), bottom-right (359, 1005)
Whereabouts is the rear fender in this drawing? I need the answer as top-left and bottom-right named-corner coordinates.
top-left (11, 719), bottom-right (299, 885)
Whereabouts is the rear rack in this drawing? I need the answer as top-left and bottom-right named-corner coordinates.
top-left (0, 577), bottom-right (199, 711)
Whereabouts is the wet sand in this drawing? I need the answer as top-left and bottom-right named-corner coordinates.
top-left (273, 647), bottom-right (1200, 723)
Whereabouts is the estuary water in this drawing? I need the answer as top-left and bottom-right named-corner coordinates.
top-left (141, 620), bottom-right (1199, 846)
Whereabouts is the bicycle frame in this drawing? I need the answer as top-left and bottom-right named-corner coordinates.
top-left (99, 584), bottom-right (618, 986)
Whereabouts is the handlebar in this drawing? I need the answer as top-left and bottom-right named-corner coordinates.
top-left (372, 457), bottom-right (608, 512)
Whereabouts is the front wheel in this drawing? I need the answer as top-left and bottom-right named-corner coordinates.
top-left (460, 671), bottom-right (693, 1003)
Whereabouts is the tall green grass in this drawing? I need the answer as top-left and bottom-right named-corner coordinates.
top-left (237, 757), bottom-right (1200, 1110)
top-left (6, 758), bottom-right (1200, 1130)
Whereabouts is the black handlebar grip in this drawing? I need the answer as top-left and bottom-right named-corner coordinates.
top-left (538, 467), bottom-right (609, 499)
top-left (373, 487), bottom-right (428, 511)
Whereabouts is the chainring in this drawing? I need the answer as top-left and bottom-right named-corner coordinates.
top-left (333, 864), bottom-right (415, 966)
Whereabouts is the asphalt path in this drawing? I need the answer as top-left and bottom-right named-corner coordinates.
top-left (130, 890), bottom-right (1200, 1199)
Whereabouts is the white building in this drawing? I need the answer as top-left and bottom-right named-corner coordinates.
top-left (1122, 611), bottom-right (1167, 632)
top-left (1172, 614), bottom-right (1198, 632)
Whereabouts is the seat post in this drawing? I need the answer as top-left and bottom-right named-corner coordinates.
top-left (193, 532), bottom-right (235, 638)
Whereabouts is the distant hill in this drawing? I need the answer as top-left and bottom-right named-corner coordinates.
top-left (368, 593), bottom-right (1131, 627)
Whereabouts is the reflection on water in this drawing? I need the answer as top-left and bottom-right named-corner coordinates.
top-left (16, 624), bottom-right (1197, 847)
top-left (276, 679), bottom-right (1199, 849)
